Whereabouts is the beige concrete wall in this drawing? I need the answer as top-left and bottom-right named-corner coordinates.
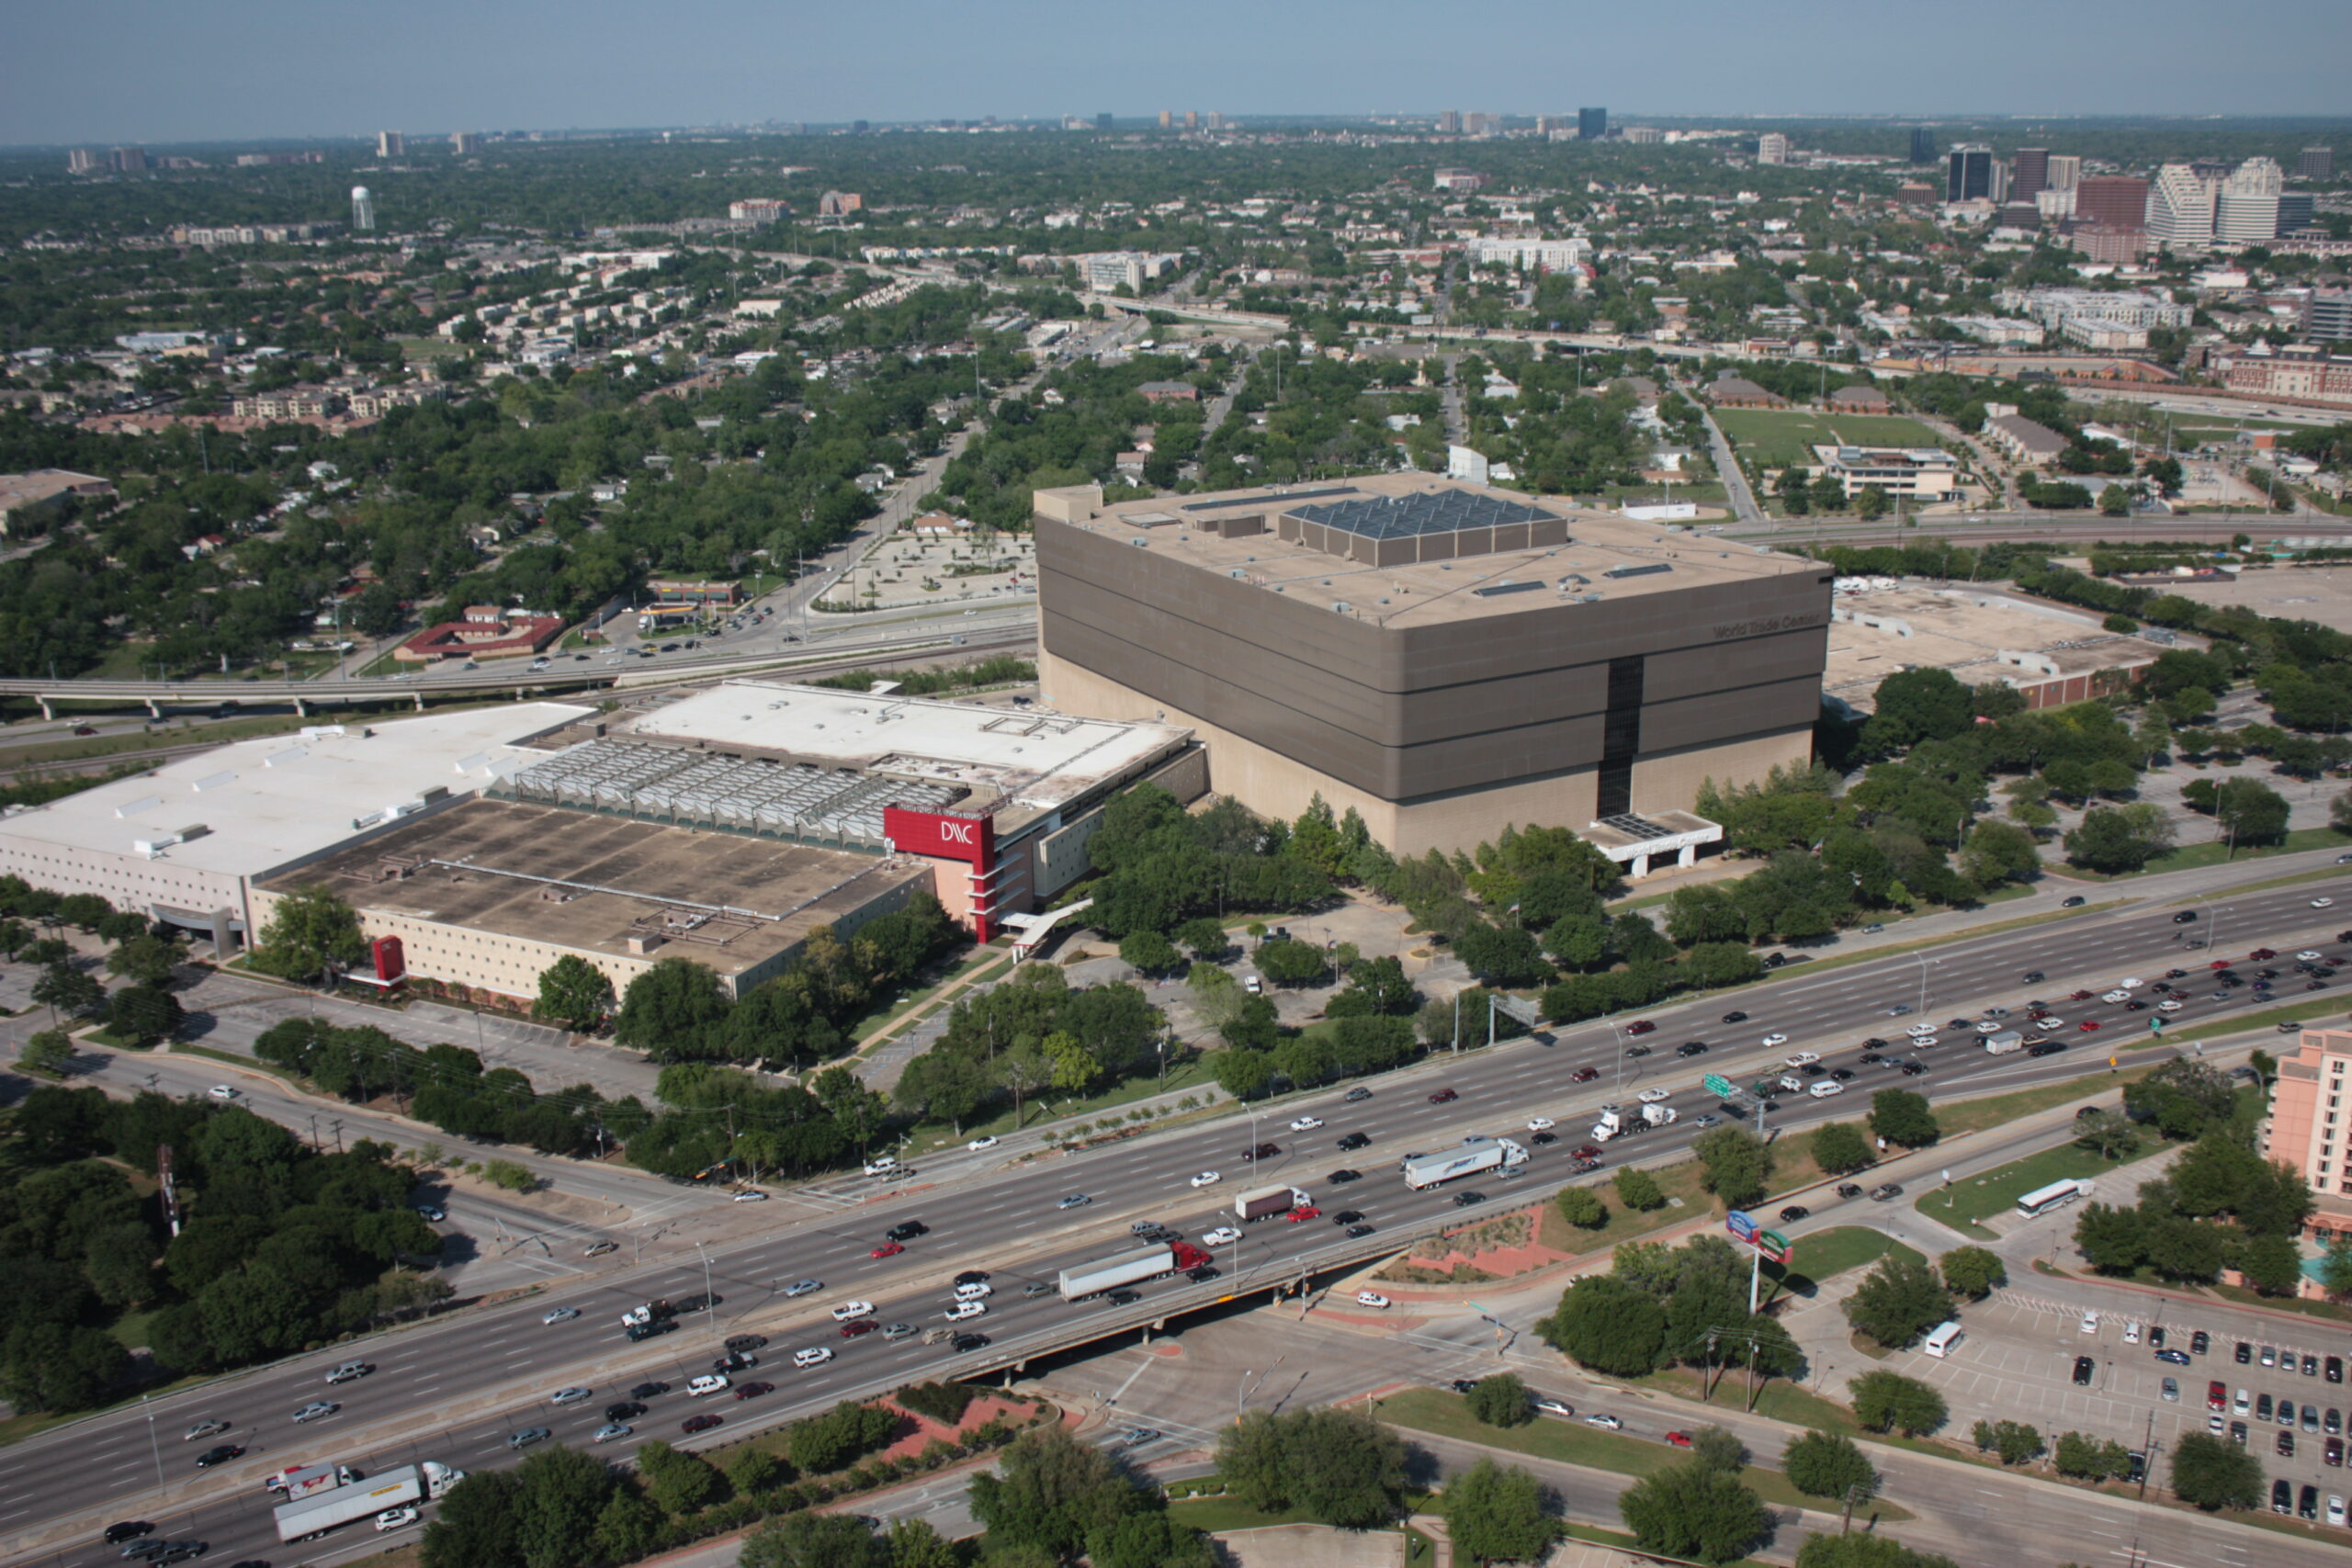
top-left (248, 872), bottom-right (932, 1005)
top-left (0, 835), bottom-right (245, 930)
top-left (1043, 654), bottom-right (1811, 857)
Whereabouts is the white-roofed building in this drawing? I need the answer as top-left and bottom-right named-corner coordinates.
top-left (0, 703), bottom-right (589, 953)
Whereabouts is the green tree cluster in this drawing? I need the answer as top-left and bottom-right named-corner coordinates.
top-left (1215, 1405), bottom-right (1406, 1529)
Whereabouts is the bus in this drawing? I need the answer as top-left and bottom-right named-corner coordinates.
top-left (2016, 1178), bottom-right (2091, 1218)
top-left (1923, 1321), bottom-right (1965, 1359)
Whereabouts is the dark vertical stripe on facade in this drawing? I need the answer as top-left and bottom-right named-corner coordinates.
top-left (1596, 654), bottom-right (1645, 817)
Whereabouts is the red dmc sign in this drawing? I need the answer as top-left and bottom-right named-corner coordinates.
top-left (883, 806), bottom-right (995, 865)
top-left (371, 934), bottom-right (406, 983)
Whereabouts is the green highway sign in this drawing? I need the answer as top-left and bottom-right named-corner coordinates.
top-left (1702, 1073), bottom-right (1736, 1099)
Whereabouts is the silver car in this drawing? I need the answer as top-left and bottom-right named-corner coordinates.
top-left (784, 1279), bottom-right (822, 1298)
top-left (290, 1402), bottom-right (338, 1423)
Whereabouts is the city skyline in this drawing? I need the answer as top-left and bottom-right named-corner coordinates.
top-left (5, 0), bottom-right (2350, 147)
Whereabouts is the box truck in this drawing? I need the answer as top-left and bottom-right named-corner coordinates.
top-left (1234, 1184), bottom-right (1311, 1223)
top-left (1401, 1136), bottom-right (1529, 1190)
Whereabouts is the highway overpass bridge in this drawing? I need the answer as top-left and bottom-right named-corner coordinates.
top-left (0, 626), bottom-right (1035, 721)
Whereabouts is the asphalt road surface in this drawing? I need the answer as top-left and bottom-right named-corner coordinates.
top-left (12, 875), bottom-right (2352, 1564)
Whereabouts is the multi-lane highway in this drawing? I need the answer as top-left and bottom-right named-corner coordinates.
top-left (12, 875), bottom-right (2352, 1564)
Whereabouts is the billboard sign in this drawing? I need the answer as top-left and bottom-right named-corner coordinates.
top-left (1725, 1209), bottom-right (1758, 1244)
top-left (882, 806), bottom-right (995, 865)
top-left (1755, 1229), bottom-right (1792, 1266)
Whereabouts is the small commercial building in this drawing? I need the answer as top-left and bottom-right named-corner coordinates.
top-left (0, 469), bottom-right (115, 536)
top-left (393, 605), bottom-right (566, 663)
top-left (1982, 412), bottom-right (2069, 467)
top-left (1823, 582), bottom-right (2168, 715)
top-left (1809, 445), bottom-right (1960, 502)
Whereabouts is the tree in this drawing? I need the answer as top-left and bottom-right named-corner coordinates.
top-left (106, 934), bottom-right (179, 987)
top-left (1445, 1458), bottom-right (1556, 1565)
top-left (2168, 1429), bottom-right (2264, 1511)
top-left (1691, 1126), bottom-right (1774, 1209)
top-left (615, 956), bottom-right (732, 1058)
top-left (1781, 1429), bottom-right (1878, 1501)
top-left (1118, 930), bottom-right (1182, 976)
top-left (2073, 1108), bottom-right (2142, 1159)
top-left (742, 1512), bottom-right (892, 1568)
top-left (1215, 1406), bottom-right (1403, 1529)
top-left (422, 1471), bottom-right (523, 1568)
top-left (1617, 1460), bottom-right (1770, 1567)
top-left (31, 963), bottom-right (104, 1025)
top-left (252, 883), bottom-right (367, 980)
top-left (1537, 1275), bottom-right (1666, 1377)
top-left (1940, 1246), bottom-right (2007, 1300)
top-left (535, 954), bottom-right (615, 1032)
top-left (636, 1438), bottom-right (722, 1515)
top-left (1809, 1122), bottom-right (1872, 1176)
top-left (107, 985), bottom-right (183, 1044)
top-left (1868, 667), bottom-right (1973, 750)
top-left (2211, 777), bottom-right (2290, 845)
top-left (1087, 1515), bottom-right (1216, 1568)
top-left (20, 1029), bottom-right (73, 1076)
top-left (593, 1484), bottom-right (666, 1565)
top-left (1614, 1167), bottom-right (1666, 1212)
top-left (971, 1424), bottom-right (1153, 1560)
top-left (726, 1445), bottom-right (786, 1498)
top-left (1467, 1371), bottom-right (1533, 1427)
top-left (1869, 1089), bottom-right (1939, 1148)
top-left (1849, 1370), bottom-right (1948, 1436)
top-left (2239, 1232), bottom-right (2303, 1295)
top-left (2098, 483), bottom-right (2132, 517)
top-left (1965, 1420), bottom-right (2034, 1466)
top-left (2062, 803), bottom-right (2175, 874)
top-left (1554, 1186), bottom-right (1607, 1229)
top-left (1453, 924), bottom-right (1553, 987)
top-left (1843, 1255), bottom-right (1951, 1348)
top-left (1959, 819), bottom-right (2041, 887)
top-left (1794, 1539), bottom-right (1960, 1568)
top-left (1689, 1426), bottom-right (1747, 1473)
top-left (512, 1445), bottom-right (618, 1568)
top-left (2052, 1430), bottom-right (2133, 1481)
top-left (1174, 917), bottom-right (1231, 960)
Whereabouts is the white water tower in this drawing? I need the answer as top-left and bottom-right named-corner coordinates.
top-left (351, 185), bottom-right (374, 232)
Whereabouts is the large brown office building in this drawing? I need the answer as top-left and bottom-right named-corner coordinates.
top-left (1034, 476), bottom-right (1832, 855)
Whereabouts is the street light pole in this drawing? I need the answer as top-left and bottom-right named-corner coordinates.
top-left (141, 1394), bottom-right (164, 1489)
top-left (694, 1241), bottom-right (715, 1344)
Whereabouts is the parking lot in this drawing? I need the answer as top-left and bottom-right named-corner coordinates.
top-left (1881, 1269), bottom-right (2352, 1516)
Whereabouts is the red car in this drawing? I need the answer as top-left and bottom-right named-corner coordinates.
top-left (1571, 1144), bottom-right (1605, 1160)
top-left (1569, 1066), bottom-right (1600, 1083)
top-left (1624, 1020), bottom-right (1657, 1035)
top-left (682, 1414), bottom-right (723, 1434)
top-left (870, 1242), bottom-right (905, 1259)
top-left (2068, 989), bottom-right (2094, 1001)
top-left (1287, 1205), bottom-right (1323, 1223)
top-left (1241, 1142), bottom-right (1281, 1161)
top-left (2209, 1381), bottom-right (2229, 1411)
top-left (839, 1320), bottom-right (877, 1338)
top-left (2250, 948), bottom-right (2278, 962)
top-left (1665, 1431), bottom-right (1692, 1448)
top-left (732, 1382), bottom-right (775, 1400)
top-left (1428, 1089), bottom-right (1459, 1104)
top-left (2079, 1020), bottom-right (2101, 1032)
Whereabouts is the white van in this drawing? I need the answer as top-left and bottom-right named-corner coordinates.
top-left (685, 1374), bottom-right (731, 1398)
top-left (1243, 976), bottom-right (1262, 995)
top-left (864, 1156), bottom-right (899, 1178)
top-left (1808, 1080), bottom-right (1846, 1100)
top-left (955, 1280), bottom-right (993, 1300)
top-left (1923, 1321), bottom-right (1964, 1359)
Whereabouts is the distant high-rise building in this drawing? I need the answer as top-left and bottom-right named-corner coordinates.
top-left (1158, 110), bottom-right (1172, 130)
top-left (1578, 106), bottom-right (1607, 140)
top-left (1462, 112), bottom-right (1499, 136)
top-left (2075, 175), bottom-right (2148, 232)
top-left (1757, 132), bottom-right (1789, 165)
top-left (2301, 146), bottom-right (2335, 180)
top-left (2303, 288), bottom-right (2352, 344)
top-left (1623, 125), bottom-right (1665, 144)
top-left (1437, 109), bottom-right (1461, 134)
top-left (1206, 111), bottom-right (1225, 130)
top-left (450, 131), bottom-right (481, 155)
top-left (1946, 143), bottom-right (1993, 202)
top-left (2012, 148), bottom-right (2050, 199)
top-left (818, 190), bottom-right (863, 216)
top-left (851, 119), bottom-right (869, 134)
top-left (1095, 113), bottom-right (1113, 130)
top-left (2215, 156), bottom-right (2287, 243)
top-left (2045, 154), bottom-right (2082, 191)
top-left (1182, 110), bottom-right (1197, 130)
top-left (108, 146), bottom-right (147, 173)
top-left (2147, 163), bottom-right (2222, 253)
top-left (1909, 127), bottom-right (1935, 164)
top-left (66, 148), bottom-right (100, 175)
top-left (377, 130), bottom-right (403, 159)
top-left (350, 185), bottom-right (375, 232)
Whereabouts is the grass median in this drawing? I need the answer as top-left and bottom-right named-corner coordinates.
top-left (1375, 1387), bottom-right (1913, 1522)
top-left (1915, 1141), bottom-right (2166, 1239)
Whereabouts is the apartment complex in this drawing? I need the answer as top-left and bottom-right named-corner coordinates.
top-left (1032, 476), bottom-right (1830, 855)
top-left (2264, 1029), bottom-right (2352, 1253)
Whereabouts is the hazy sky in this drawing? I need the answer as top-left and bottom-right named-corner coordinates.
top-left (6, 0), bottom-right (2347, 146)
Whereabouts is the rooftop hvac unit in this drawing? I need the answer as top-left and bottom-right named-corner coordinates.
top-left (1332, 601), bottom-right (1351, 613)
